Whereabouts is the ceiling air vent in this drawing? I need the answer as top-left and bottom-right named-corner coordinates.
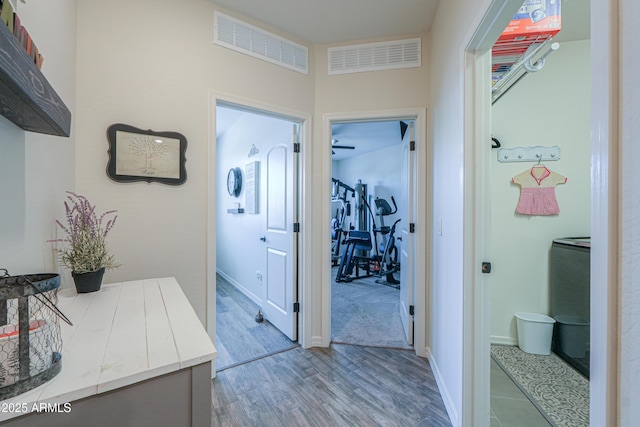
top-left (328, 38), bottom-right (421, 75)
top-left (214, 11), bottom-right (308, 75)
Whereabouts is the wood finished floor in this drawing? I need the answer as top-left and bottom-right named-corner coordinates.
top-left (212, 344), bottom-right (452, 427)
top-left (216, 275), bottom-right (298, 370)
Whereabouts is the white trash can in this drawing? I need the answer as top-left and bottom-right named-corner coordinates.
top-left (515, 312), bottom-right (555, 355)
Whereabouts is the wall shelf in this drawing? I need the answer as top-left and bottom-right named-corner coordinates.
top-left (0, 22), bottom-right (71, 137)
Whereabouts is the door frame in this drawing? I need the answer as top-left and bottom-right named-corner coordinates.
top-left (462, 0), bottom-right (619, 425)
top-left (322, 108), bottom-right (429, 356)
top-left (207, 92), bottom-right (313, 374)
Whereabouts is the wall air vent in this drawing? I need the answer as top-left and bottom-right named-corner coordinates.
top-left (328, 38), bottom-right (421, 75)
top-left (214, 11), bottom-right (308, 75)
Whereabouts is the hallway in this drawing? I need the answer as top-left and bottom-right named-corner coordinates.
top-left (212, 343), bottom-right (452, 426)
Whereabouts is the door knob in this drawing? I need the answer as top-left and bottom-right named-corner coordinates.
top-left (260, 236), bottom-right (266, 242)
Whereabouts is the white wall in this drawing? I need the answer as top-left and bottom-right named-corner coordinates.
top-left (216, 110), bottom-right (293, 305)
top-left (0, 0), bottom-right (76, 282)
top-left (490, 40), bottom-right (591, 344)
top-left (75, 0), bottom-right (314, 324)
top-left (428, 1), bottom-right (495, 424)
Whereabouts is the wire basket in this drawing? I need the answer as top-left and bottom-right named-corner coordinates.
top-left (0, 269), bottom-right (71, 400)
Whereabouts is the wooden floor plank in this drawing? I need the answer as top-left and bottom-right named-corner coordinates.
top-left (211, 343), bottom-right (452, 427)
top-left (216, 275), bottom-right (298, 370)
top-left (214, 275), bottom-right (451, 426)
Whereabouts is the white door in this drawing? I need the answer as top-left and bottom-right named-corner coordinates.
top-left (262, 125), bottom-right (298, 341)
top-left (399, 121), bottom-right (415, 345)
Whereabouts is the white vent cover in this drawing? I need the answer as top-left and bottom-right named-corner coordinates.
top-left (328, 38), bottom-right (421, 75)
top-left (214, 11), bottom-right (308, 75)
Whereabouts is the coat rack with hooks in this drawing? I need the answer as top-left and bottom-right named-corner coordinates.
top-left (497, 145), bottom-right (560, 163)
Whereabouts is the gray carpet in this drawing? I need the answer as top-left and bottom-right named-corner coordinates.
top-left (491, 344), bottom-right (589, 427)
top-left (331, 268), bottom-right (412, 349)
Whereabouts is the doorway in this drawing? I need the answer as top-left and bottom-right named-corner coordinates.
top-left (324, 109), bottom-right (427, 355)
top-left (211, 99), bottom-right (307, 370)
top-left (464, 0), bottom-right (615, 425)
top-left (488, 2), bottom-right (591, 424)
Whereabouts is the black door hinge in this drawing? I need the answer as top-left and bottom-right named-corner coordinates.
top-left (409, 223), bottom-right (415, 233)
top-left (410, 140), bottom-right (416, 151)
top-left (293, 302), bottom-right (300, 312)
top-left (294, 143), bottom-right (301, 153)
top-left (293, 223), bottom-right (300, 232)
top-left (482, 262), bottom-right (492, 274)
top-left (409, 305), bottom-right (415, 316)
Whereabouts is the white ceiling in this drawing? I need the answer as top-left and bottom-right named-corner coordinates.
top-left (331, 121), bottom-right (409, 161)
top-left (215, 0), bottom-right (590, 161)
top-left (212, 0), bottom-right (440, 44)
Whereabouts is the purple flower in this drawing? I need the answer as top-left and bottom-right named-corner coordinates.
top-left (48, 192), bottom-right (119, 273)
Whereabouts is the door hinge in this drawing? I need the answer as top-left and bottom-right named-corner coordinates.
top-left (482, 262), bottom-right (492, 274)
top-left (294, 143), bottom-right (301, 153)
top-left (293, 302), bottom-right (300, 312)
top-left (409, 223), bottom-right (415, 233)
top-left (409, 305), bottom-right (415, 316)
top-left (410, 140), bottom-right (416, 151)
top-left (293, 222), bottom-right (300, 232)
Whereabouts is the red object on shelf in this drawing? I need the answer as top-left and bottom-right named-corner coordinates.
top-left (492, 0), bottom-right (561, 82)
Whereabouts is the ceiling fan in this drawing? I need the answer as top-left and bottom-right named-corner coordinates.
top-left (331, 138), bottom-right (355, 155)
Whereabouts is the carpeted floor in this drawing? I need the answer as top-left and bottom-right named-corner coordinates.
top-left (491, 345), bottom-right (589, 427)
top-left (331, 267), bottom-right (412, 349)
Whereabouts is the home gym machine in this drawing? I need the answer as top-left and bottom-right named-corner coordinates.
top-left (334, 180), bottom-right (401, 287)
top-left (334, 180), bottom-right (374, 282)
top-left (331, 178), bottom-right (354, 266)
top-left (372, 197), bottom-right (401, 287)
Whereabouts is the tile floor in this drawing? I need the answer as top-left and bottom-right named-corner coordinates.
top-left (490, 359), bottom-right (552, 427)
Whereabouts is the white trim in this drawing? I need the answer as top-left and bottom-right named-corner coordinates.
top-left (322, 108), bottom-right (429, 357)
top-left (590, 0), bottom-right (619, 424)
top-left (491, 336), bottom-right (517, 346)
top-left (462, 48), bottom-right (493, 427)
top-left (207, 92), bottom-right (314, 370)
top-left (215, 269), bottom-right (262, 307)
top-left (427, 347), bottom-right (459, 427)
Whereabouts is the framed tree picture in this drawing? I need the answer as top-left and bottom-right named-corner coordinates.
top-left (106, 123), bottom-right (187, 185)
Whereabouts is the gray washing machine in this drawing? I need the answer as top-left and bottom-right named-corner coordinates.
top-left (550, 237), bottom-right (590, 378)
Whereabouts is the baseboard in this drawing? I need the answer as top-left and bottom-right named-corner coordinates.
top-left (216, 269), bottom-right (263, 307)
top-left (426, 348), bottom-right (459, 427)
top-left (310, 336), bottom-right (325, 347)
top-left (491, 335), bottom-right (517, 346)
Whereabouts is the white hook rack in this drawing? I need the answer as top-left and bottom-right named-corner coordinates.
top-left (497, 145), bottom-right (561, 163)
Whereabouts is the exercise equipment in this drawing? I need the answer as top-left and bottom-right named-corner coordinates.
top-left (372, 197), bottom-right (401, 287)
top-left (334, 230), bottom-right (374, 283)
top-left (333, 184), bottom-right (402, 286)
top-left (331, 178), bottom-right (354, 266)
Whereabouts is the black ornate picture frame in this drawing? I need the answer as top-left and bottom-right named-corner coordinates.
top-left (106, 123), bottom-right (187, 185)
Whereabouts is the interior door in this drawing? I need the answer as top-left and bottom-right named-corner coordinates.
top-left (399, 121), bottom-right (415, 345)
top-left (262, 124), bottom-right (298, 341)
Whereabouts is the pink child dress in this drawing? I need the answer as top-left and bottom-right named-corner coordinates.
top-left (512, 166), bottom-right (567, 215)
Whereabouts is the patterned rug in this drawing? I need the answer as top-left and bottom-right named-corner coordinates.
top-left (491, 345), bottom-right (589, 427)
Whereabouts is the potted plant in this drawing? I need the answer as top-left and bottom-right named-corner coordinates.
top-left (49, 191), bottom-right (119, 293)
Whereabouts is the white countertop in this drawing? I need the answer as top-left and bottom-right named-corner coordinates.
top-left (0, 277), bottom-right (217, 421)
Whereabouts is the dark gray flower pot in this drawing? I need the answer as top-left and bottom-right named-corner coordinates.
top-left (72, 268), bottom-right (105, 293)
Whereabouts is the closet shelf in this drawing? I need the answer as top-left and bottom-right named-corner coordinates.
top-left (492, 40), bottom-right (560, 105)
top-left (0, 22), bottom-right (71, 137)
